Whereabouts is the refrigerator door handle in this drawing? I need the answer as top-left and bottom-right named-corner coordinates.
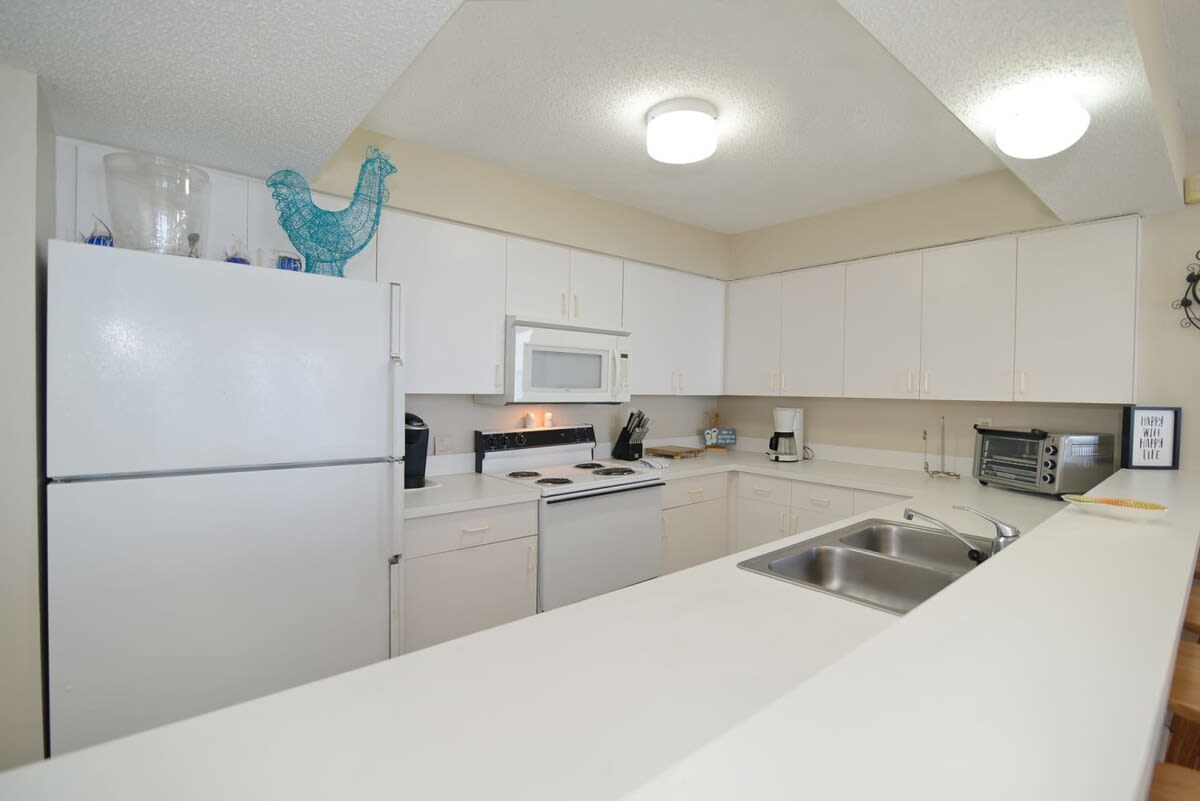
top-left (389, 554), bottom-right (404, 658)
top-left (389, 283), bottom-right (404, 364)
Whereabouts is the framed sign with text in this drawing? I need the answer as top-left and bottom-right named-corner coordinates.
top-left (1120, 406), bottom-right (1182, 469)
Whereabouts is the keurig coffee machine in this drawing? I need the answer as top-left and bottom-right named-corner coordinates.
top-left (404, 413), bottom-right (429, 489)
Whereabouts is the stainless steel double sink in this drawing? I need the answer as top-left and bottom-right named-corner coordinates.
top-left (737, 519), bottom-right (991, 615)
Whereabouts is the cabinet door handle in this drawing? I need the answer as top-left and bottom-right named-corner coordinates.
top-left (1019, 370), bottom-right (1026, 394)
top-left (792, 513), bottom-right (799, 534)
top-left (677, 371), bottom-right (684, 393)
top-left (923, 371), bottom-right (930, 394)
top-left (778, 511), bottom-right (786, 533)
top-left (810, 496), bottom-right (831, 508)
top-left (670, 371), bottom-right (677, 392)
top-left (561, 292), bottom-right (568, 318)
top-left (906, 371), bottom-right (913, 394)
top-left (462, 524), bottom-right (490, 534)
top-left (573, 294), bottom-right (581, 319)
top-left (753, 487), bottom-right (772, 497)
top-left (769, 372), bottom-right (777, 392)
top-left (495, 363), bottom-right (503, 391)
top-left (527, 543), bottom-right (537, 571)
top-left (780, 372), bottom-right (786, 392)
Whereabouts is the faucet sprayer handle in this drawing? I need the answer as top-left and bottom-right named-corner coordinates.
top-left (952, 505), bottom-right (1021, 542)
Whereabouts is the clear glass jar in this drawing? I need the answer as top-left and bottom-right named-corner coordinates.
top-left (103, 152), bottom-right (211, 257)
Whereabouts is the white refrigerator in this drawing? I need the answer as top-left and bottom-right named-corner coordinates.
top-left (45, 240), bottom-right (404, 755)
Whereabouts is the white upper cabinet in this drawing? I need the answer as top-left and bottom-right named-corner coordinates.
top-left (505, 237), bottom-right (571, 322)
top-left (779, 264), bottom-right (846, 397)
top-left (623, 261), bottom-right (724, 395)
top-left (724, 275), bottom-right (783, 395)
top-left (505, 238), bottom-right (623, 330)
top-left (377, 211), bottom-right (507, 394)
top-left (1013, 217), bottom-right (1138, 404)
top-left (843, 252), bottom-right (924, 399)
top-left (920, 237), bottom-right (1016, 401)
top-left (569, 250), bottom-right (624, 329)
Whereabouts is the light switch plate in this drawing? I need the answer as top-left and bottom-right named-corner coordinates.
top-left (434, 436), bottom-right (451, 454)
top-left (1185, 175), bottom-right (1200, 205)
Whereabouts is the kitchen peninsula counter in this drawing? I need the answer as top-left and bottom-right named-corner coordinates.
top-left (2, 458), bottom-right (1195, 801)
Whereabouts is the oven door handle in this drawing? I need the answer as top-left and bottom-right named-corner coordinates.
top-left (544, 481), bottom-right (665, 504)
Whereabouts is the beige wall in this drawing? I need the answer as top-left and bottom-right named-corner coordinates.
top-left (728, 171), bottom-right (1060, 278)
top-left (408, 395), bottom-right (718, 456)
top-left (312, 128), bottom-right (731, 279)
top-left (1135, 202), bottom-right (1200, 468)
top-left (0, 64), bottom-right (47, 770)
top-left (717, 396), bottom-right (1122, 460)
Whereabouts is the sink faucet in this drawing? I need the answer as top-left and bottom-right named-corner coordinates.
top-left (902, 506), bottom-right (1022, 563)
top-left (952, 505), bottom-right (1021, 554)
top-left (902, 508), bottom-right (988, 563)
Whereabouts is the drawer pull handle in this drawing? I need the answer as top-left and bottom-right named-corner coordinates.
top-left (753, 487), bottom-right (772, 497)
top-left (687, 488), bottom-right (705, 495)
top-left (810, 497), bottom-right (831, 508)
top-left (462, 524), bottom-right (490, 534)
top-left (527, 543), bottom-right (537, 571)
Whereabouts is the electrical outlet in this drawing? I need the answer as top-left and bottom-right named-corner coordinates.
top-left (434, 436), bottom-right (451, 454)
top-left (976, 418), bottom-right (992, 428)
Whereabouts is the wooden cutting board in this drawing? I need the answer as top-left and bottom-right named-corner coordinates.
top-left (645, 446), bottom-right (704, 459)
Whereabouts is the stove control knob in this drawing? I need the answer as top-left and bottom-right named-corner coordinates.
top-left (514, 434), bottom-right (527, 446)
top-left (1044, 445), bottom-right (1058, 456)
top-left (497, 434), bottom-right (509, 449)
top-left (1043, 459), bottom-right (1056, 470)
top-left (484, 435), bottom-right (498, 450)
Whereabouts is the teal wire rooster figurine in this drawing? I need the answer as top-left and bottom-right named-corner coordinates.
top-left (266, 146), bottom-right (397, 277)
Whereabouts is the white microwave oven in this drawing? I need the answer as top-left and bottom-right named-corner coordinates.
top-left (478, 317), bottom-right (631, 405)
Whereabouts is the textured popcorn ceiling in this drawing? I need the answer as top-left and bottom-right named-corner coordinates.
top-left (1162, 0), bottom-right (1200, 135)
top-left (836, 0), bottom-right (1183, 222)
top-left (0, 0), bottom-right (462, 177)
top-left (363, 0), bottom-right (1003, 234)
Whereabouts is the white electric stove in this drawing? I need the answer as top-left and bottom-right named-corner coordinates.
top-left (475, 425), bottom-right (664, 611)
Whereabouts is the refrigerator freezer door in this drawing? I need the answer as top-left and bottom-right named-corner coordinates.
top-left (47, 462), bottom-right (392, 755)
top-left (47, 240), bottom-right (392, 478)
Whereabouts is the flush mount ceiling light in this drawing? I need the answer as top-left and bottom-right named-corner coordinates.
top-left (646, 98), bottom-right (718, 165)
top-left (994, 90), bottom-right (1090, 160)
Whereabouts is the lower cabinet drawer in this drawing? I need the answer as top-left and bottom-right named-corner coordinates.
top-left (736, 474), bottom-right (792, 505)
top-left (403, 534), bottom-right (537, 652)
top-left (789, 481), bottom-right (854, 517)
top-left (662, 472), bottom-right (729, 509)
top-left (405, 502), bottom-right (537, 559)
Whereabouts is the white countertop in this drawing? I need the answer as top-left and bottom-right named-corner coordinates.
top-left (2, 455), bottom-right (1195, 801)
top-left (402, 472), bottom-right (538, 518)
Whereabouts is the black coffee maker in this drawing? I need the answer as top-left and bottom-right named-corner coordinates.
top-left (404, 413), bottom-right (430, 489)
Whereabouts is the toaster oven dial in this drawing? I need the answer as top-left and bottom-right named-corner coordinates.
top-left (1044, 445), bottom-right (1058, 456)
top-left (1043, 459), bottom-right (1056, 470)
top-left (1041, 473), bottom-right (1055, 484)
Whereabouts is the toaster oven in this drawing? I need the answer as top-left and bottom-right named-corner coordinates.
top-left (972, 426), bottom-right (1115, 496)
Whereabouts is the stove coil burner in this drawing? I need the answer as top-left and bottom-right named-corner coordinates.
top-left (593, 467), bottom-right (635, 476)
top-left (574, 462), bottom-right (605, 470)
top-left (536, 477), bottom-right (574, 485)
top-left (507, 471), bottom-right (542, 479)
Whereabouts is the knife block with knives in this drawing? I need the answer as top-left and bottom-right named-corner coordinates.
top-left (612, 410), bottom-right (648, 461)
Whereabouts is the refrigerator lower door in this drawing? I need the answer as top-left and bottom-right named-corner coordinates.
top-left (48, 462), bottom-right (392, 755)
